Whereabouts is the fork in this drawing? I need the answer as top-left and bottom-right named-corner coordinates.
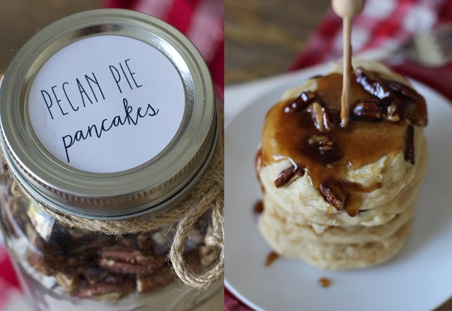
top-left (359, 23), bottom-right (452, 67)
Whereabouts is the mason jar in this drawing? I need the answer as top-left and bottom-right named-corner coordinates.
top-left (0, 9), bottom-right (223, 311)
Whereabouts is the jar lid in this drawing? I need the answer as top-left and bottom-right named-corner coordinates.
top-left (0, 9), bottom-right (219, 219)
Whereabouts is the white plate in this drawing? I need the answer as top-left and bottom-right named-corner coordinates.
top-left (224, 64), bottom-right (452, 311)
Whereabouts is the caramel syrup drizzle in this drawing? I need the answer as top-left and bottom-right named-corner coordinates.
top-left (257, 69), bottom-right (427, 216)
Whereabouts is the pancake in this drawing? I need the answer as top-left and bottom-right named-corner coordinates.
top-left (255, 59), bottom-right (428, 269)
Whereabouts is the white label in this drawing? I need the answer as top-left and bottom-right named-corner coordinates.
top-left (29, 35), bottom-right (185, 173)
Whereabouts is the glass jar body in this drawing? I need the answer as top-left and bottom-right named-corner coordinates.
top-left (0, 168), bottom-right (222, 311)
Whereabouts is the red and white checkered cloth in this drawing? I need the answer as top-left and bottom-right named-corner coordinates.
top-left (0, 245), bottom-right (24, 311)
top-left (104, 0), bottom-right (224, 100)
top-left (225, 0), bottom-right (452, 310)
top-left (292, 0), bottom-right (448, 67)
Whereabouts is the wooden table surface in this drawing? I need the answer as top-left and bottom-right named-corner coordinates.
top-left (0, 0), bottom-right (104, 74)
top-left (225, 0), bottom-right (331, 85)
top-left (225, 1), bottom-right (452, 310)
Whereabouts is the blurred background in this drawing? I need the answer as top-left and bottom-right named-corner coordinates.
top-left (0, 0), bottom-right (102, 74)
top-left (225, 0), bottom-right (330, 84)
top-left (0, 0), bottom-right (331, 87)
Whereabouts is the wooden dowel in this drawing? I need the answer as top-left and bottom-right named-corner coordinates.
top-left (340, 17), bottom-right (352, 128)
top-left (331, 0), bottom-right (364, 128)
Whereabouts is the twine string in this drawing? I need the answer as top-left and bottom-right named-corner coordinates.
top-left (3, 137), bottom-right (224, 289)
top-left (171, 192), bottom-right (224, 289)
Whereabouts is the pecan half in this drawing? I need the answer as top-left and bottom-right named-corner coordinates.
top-left (387, 80), bottom-right (419, 101)
top-left (99, 246), bottom-right (165, 266)
top-left (404, 125), bottom-right (415, 164)
top-left (307, 135), bottom-right (342, 163)
top-left (383, 97), bottom-right (405, 122)
top-left (99, 247), bottom-right (166, 274)
top-left (311, 102), bottom-right (333, 132)
top-left (284, 91), bottom-right (316, 113)
top-left (351, 99), bottom-right (382, 121)
top-left (319, 181), bottom-right (347, 211)
top-left (356, 67), bottom-right (393, 100)
top-left (99, 258), bottom-right (160, 275)
top-left (274, 164), bottom-right (304, 188)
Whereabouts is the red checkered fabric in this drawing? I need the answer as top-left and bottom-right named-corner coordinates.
top-left (0, 246), bottom-right (22, 310)
top-left (291, 0), bottom-right (450, 69)
top-left (104, 0), bottom-right (224, 100)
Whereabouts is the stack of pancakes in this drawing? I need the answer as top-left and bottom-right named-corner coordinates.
top-left (256, 60), bottom-right (428, 270)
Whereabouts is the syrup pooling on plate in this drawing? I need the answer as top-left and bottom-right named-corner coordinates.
top-left (318, 277), bottom-right (332, 288)
top-left (256, 68), bottom-right (427, 216)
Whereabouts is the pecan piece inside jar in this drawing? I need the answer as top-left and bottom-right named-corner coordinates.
top-left (98, 249), bottom-right (166, 275)
top-left (75, 274), bottom-right (135, 300)
top-left (136, 268), bottom-right (175, 293)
